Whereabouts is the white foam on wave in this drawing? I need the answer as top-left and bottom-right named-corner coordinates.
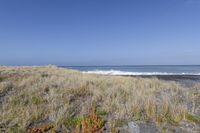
top-left (82, 70), bottom-right (200, 75)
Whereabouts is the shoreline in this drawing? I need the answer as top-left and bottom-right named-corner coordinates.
top-left (128, 75), bottom-right (200, 81)
top-left (127, 75), bottom-right (200, 87)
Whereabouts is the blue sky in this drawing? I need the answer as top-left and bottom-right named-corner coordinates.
top-left (0, 0), bottom-right (200, 66)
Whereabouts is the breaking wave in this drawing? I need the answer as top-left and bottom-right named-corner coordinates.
top-left (82, 70), bottom-right (200, 75)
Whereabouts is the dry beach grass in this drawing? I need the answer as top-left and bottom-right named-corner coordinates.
top-left (0, 66), bottom-right (199, 133)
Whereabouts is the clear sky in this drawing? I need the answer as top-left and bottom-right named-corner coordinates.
top-left (0, 0), bottom-right (200, 66)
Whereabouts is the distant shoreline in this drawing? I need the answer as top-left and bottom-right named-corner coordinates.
top-left (64, 65), bottom-right (200, 76)
top-left (128, 75), bottom-right (200, 81)
top-left (127, 75), bottom-right (200, 87)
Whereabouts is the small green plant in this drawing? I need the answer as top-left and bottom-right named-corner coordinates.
top-left (133, 107), bottom-right (145, 121)
top-left (41, 73), bottom-right (48, 77)
top-left (165, 113), bottom-right (179, 126)
top-left (114, 119), bottom-right (127, 128)
top-left (12, 97), bottom-right (21, 106)
top-left (31, 96), bottom-right (43, 105)
top-left (63, 115), bottom-right (83, 128)
top-left (185, 112), bottom-right (200, 123)
top-left (8, 125), bottom-right (22, 133)
top-left (96, 109), bottom-right (107, 117)
top-left (161, 128), bottom-right (167, 133)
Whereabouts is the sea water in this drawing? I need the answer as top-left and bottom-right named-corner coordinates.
top-left (63, 65), bottom-right (200, 75)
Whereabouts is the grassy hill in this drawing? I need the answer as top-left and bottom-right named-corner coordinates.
top-left (0, 66), bottom-right (199, 133)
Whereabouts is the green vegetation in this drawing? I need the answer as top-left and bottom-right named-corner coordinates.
top-left (63, 115), bottom-right (83, 128)
top-left (185, 112), bottom-right (200, 123)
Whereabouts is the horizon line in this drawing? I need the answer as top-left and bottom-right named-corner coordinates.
top-left (60, 65), bottom-right (200, 67)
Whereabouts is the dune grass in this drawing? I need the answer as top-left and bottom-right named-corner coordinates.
top-left (0, 65), bottom-right (199, 132)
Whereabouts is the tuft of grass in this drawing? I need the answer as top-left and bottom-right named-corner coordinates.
top-left (114, 119), bottom-right (127, 128)
top-left (41, 73), bottom-right (49, 78)
top-left (8, 125), bottom-right (22, 133)
top-left (185, 112), bottom-right (200, 123)
top-left (63, 115), bottom-right (83, 128)
top-left (31, 96), bottom-right (43, 105)
top-left (96, 109), bottom-right (107, 117)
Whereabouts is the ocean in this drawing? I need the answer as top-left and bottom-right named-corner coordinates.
top-left (62, 65), bottom-right (200, 75)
